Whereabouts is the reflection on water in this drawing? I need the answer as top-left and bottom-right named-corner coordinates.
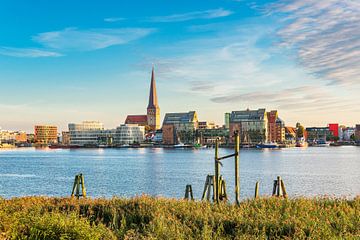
top-left (0, 147), bottom-right (359, 200)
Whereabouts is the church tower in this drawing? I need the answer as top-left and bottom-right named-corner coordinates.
top-left (147, 67), bottom-right (160, 131)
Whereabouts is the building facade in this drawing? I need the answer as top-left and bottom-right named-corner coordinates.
top-left (229, 108), bottom-right (268, 144)
top-left (305, 127), bottom-right (332, 142)
top-left (68, 121), bottom-right (104, 146)
top-left (113, 124), bottom-right (145, 145)
top-left (34, 125), bottom-right (58, 144)
top-left (267, 110), bottom-right (285, 143)
top-left (328, 123), bottom-right (339, 138)
top-left (61, 131), bottom-right (70, 145)
top-left (196, 128), bottom-right (229, 145)
top-left (355, 125), bottom-right (360, 141)
top-left (162, 111), bottom-right (198, 145)
top-left (341, 127), bottom-right (355, 141)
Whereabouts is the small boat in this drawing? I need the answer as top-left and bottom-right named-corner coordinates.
top-left (295, 141), bottom-right (308, 147)
top-left (256, 142), bottom-right (278, 149)
top-left (193, 143), bottom-right (206, 149)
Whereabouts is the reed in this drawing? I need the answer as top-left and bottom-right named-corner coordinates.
top-left (0, 196), bottom-right (359, 239)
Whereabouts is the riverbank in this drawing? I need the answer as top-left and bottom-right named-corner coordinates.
top-left (0, 196), bottom-right (359, 239)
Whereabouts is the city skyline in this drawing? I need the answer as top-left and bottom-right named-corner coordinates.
top-left (0, 0), bottom-right (359, 132)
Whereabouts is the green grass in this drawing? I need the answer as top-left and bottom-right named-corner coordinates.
top-left (0, 196), bottom-right (359, 239)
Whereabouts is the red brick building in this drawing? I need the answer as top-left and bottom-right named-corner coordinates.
top-left (124, 67), bottom-right (160, 131)
top-left (267, 110), bottom-right (285, 143)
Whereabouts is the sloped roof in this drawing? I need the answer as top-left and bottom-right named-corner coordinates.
top-left (163, 111), bottom-right (197, 124)
top-left (230, 108), bottom-right (266, 122)
top-left (125, 115), bottom-right (147, 124)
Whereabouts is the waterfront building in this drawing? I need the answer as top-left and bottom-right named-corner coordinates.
top-left (68, 121), bottom-right (104, 146)
top-left (305, 127), bottom-right (332, 142)
top-left (153, 129), bottom-right (163, 143)
top-left (198, 121), bottom-right (217, 129)
top-left (229, 108), bottom-right (268, 144)
top-left (113, 124), bottom-right (145, 145)
top-left (34, 125), bottom-right (58, 144)
top-left (196, 128), bottom-right (229, 145)
top-left (61, 131), bottom-right (70, 145)
top-left (328, 123), bottom-right (339, 138)
top-left (355, 124), bottom-right (360, 141)
top-left (0, 130), bottom-right (27, 144)
top-left (125, 67), bottom-right (160, 131)
top-left (162, 111), bottom-right (198, 145)
top-left (267, 110), bottom-right (285, 143)
top-left (285, 126), bottom-right (297, 143)
top-left (342, 127), bottom-right (355, 141)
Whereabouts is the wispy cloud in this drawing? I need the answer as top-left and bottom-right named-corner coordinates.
top-left (0, 47), bottom-right (62, 58)
top-left (33, 27), bottom-right (155, 51)
top-left (104, 17), bottom-right (126, 22)
top-left (149, 8), bottom-right (233, 22)
top-left (268, 0), bottom-right (360, 86)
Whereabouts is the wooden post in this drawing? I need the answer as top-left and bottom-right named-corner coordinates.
top-left (80, 174), bottom-right (86, 198)
top-left (215, 139), bottom-right (220, 203)
top-left (280, 179), bottom-right (288, 198)
top-left (184, 185), bottom-right (194, 200)
top-left (234, 131), bottom-right (240, 206)
top-left (272, 180), bottom-right (277, 196)
top-left (201, 176), bottom-right (209, 200)
top-left (255, 181), bottom-right (259, 199)
top-left (71, 173), bottom-right (86, 199)
top-left (201, 175), bottom-right (215, 201)
top-left (277, 176), bottom-right (282, 197)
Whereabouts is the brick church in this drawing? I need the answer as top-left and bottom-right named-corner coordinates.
top-left (125, 67), bottom-right (160, 131)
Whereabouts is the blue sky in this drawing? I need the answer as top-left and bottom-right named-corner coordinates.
top-left (0, 0), bottom-right (359, 132)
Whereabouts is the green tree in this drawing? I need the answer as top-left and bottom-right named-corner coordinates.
top-left (296, 125), bottom-right (304, 139)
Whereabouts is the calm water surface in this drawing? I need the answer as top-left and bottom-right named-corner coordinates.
top-left (0, 147), bottom-right (359, 200)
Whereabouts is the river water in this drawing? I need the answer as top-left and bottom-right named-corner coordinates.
top-left (0, 147), bottom-right (359, 200)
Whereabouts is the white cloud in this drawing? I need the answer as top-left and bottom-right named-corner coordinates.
top-left (33, 27), bottom-right (155, 51)
top-left (149, 8), bottom-right (233, 22)
top-left (0, 47), bottom-right (62, 58)
top-left (269, 0), bottom-right (360, 85)
top-left (104, 17), bottom-right (126, 22)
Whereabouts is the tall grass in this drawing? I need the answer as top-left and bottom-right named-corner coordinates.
top-left (0, 196), bottom-right (359, 239)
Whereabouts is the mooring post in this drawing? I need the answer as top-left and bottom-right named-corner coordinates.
top-left (71, 173), bottom-right (86, 199)
top-left (215, 138), bottom-right (220, 203)
top-left (255, 181), bottom-right (259, 199)
top-left (184, 184), bottom-right (194, 200)
top-left (234, 131), bottom-right (240, 206)
top-left (80, 174), bottom-right (86, 198)
top-left (277, 176), bottom-right (283, 197)
top-left (280, 179), bottom-right (288, 198)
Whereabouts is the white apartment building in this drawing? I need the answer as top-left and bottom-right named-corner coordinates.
top-left (68, 121), bottom-right (105, 146)
top-left (68, 121), bottom-right (145, 146)
top-left (113, 124), bottom-right (145, 145)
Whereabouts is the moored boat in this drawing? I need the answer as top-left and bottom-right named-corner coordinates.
top-left (256, 142), bottom-right (278, 149)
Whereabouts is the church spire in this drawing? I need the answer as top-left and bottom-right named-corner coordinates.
top-left (147, 66), bottom-right (158, 109)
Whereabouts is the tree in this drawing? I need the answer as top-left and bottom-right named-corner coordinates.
top-left (296, 125), bottom-right (304, 139)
